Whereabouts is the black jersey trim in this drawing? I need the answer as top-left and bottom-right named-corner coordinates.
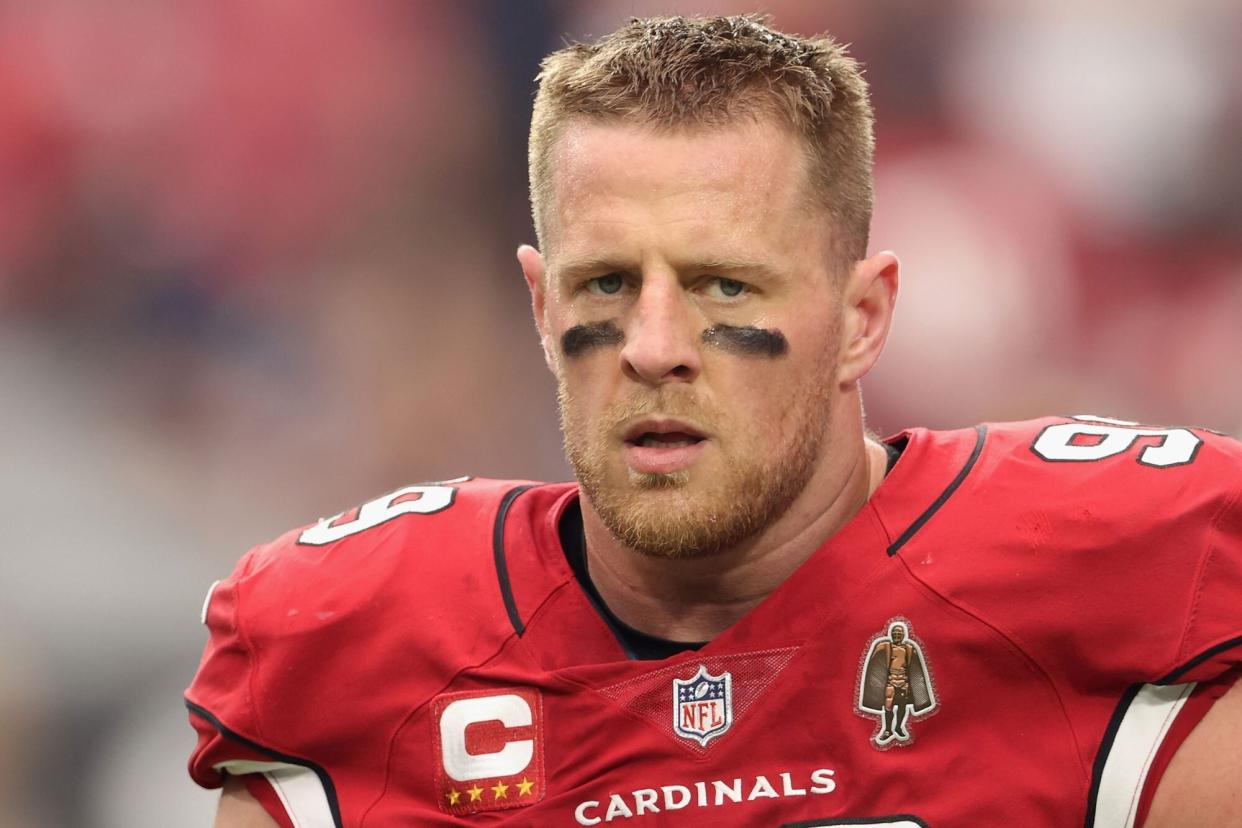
top-left (1082, 682), bottom-right (1142, 828)
top-left (1083, 637), bottom-right (1242, 827)
top-left (887, 424), bottom-right (987, 556)
top-left (493, 484), bottom-right (534, 637)
top-left (1155, 635), bottom-right (1242, 684)
top-left (559, 499), bottom-right (705, 661)
top-left (185, 699), bottom-right (344, 828)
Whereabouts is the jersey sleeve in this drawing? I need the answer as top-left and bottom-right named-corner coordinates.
top-left (183, 525), bottom-right (415, 825)
top-left (186, 547), bottom-right (269, 789)
top-left (900, 419), bottom-right (1242, 828)
top-left (186, 547), bottom-right (311, 828)
top-left (1167, 465), bottom-right (1242, 684)
top-left (971, 420), bottom-right (1242, 687)
top-left (1128, 447), bottom-right (1242, 821)
top-left (183, 478), bottom-right (536, 825)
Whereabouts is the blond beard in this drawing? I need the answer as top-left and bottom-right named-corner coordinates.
top-left (559, 377), bottom-right (832, 559)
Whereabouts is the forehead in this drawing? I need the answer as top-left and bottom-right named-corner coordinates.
top-left (543, 117), bottom-right (822, 262)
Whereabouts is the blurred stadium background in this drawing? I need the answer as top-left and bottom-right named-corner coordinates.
top-left (1, 1), bottom-right (1238, 824)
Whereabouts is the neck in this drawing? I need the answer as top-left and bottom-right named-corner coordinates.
top-left (580, 406), bottom-right (888, 642)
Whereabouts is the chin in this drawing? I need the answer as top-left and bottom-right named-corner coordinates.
top-left (585, 473), bottom-right (762, 560)
top-left (627, 469), bottom-right (691, 489)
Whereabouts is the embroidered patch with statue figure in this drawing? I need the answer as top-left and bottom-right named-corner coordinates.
top-left (856, 618), bottom-right (937, 749)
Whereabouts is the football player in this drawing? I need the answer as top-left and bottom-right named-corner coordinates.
top-left (189, 16), bottom-right (1242, 827)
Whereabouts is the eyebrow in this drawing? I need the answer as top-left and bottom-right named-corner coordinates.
top-left (688, 258), bottom-right (782, 280)
top-left (552, 256), bottom-right (781, 282)
top-left (552, 257), bottom-right (635, 283)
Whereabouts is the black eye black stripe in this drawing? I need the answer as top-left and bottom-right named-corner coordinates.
top-left (702, 325), bottom-right (788, 357)
top-left (561, 320), bottom-right (624, 358)
top-left (560, 321), bottom-right (789, 359)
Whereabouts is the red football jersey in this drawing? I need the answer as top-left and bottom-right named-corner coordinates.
top-left (186, 416), bottom-right (1242, 827)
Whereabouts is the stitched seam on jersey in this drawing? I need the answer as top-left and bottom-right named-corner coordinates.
top-left (493, 484), bottom-right (535, 636)
top-left (501, 481), bottom-right (581, 635)
top-left (231, 560), bottom-right (269, 747)
top-left (363, 578), bottom-right (579, 822)
top-left (360, 598), bottom-right (567, 827)
top-left (185, 700), bottom-right (343, 828)
top-left (362, 639), bottom-right (515, 826)
top-left (887, 424), bottom-right (987, 556)
top-left (894, 556), bottom-right (1093, 786)
top-left (1176, 481), bottom-right (1241, 669)
top-left (362, 574), bottom-right (578, 823)
top-left (586, 645), bottom-right (799, 695)
top-left (585, 645), bottom-right (806, 761)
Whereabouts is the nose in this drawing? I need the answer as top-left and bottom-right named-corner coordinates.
top-left (619, 272), bottom-right (702, 385)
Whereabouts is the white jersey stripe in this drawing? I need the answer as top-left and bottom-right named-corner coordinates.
top-left (1092, 682), bottom-right (1195, 828)
top-left (200, 580), bottom-right (221, 625)
top-left (212, 760), bottom-right (335, 828)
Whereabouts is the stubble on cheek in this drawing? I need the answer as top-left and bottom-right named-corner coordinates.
top-left (554, 301), bottom-right (844, 559)
top-left (555, 354), bottom-right (832, 560)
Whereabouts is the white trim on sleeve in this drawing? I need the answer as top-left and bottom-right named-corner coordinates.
top-left (212, 760), bottom-right (335, 828)
top-left (1091, 682), bottom-right (1195, 828)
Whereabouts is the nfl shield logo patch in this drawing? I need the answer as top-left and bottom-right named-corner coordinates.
top-left (673, 665), bottom-right (733, 746)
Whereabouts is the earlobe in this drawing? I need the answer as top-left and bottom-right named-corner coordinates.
top-left (517, 244), bottom-right (556, 372)
top-left (837, 251), bottom-right (900, 387)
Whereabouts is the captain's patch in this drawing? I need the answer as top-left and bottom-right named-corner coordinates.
top-left (432, 687), bottom-right (545, 815)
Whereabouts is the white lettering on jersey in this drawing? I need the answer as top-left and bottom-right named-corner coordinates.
top-left (780, 771), bottom-right (808, 796)
top-left (439, 694), bottom-right (533, 782)
top-left (604, 795), bottom-right (633, 820)
top-left (747, 775), bottom-right (779, 800)
top-left (573, 767), bottom-right (837, 825)
top-left (633, 789), bottom-right (658, 815)
top-left (662, 785), bottom-right (690, 810)
top-left (809, 768), bottom-right (837, 793)
top-left (575, 800), bottom-right (602, 825)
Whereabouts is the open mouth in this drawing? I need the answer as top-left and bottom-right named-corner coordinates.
top-left (620, 420), bottom-right (709, 474)
top-left (627, 430), bottom-right (705, 449)
top-left (622, 418), bottom-right (707, 448)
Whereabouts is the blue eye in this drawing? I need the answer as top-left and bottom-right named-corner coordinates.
top-left (589, 273), bottom-right (624, 295)
top-left (713, 277), bottom-right (746, 298)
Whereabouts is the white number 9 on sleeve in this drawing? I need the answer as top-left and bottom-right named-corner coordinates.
top-left (1031, 419), bottom-right (1201, 468)
top-left (297, 484), bottom-right (456, 546)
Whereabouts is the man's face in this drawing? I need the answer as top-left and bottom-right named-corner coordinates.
top-left (891, 626), bottom-right (905, 644)
top-left (532, 117), bottom-right (846, 558)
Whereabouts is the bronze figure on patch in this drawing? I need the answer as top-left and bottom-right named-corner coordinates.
top-left (857, 619), bottom-right (937, 748)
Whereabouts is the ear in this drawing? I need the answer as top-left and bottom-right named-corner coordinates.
top-left (518, 244), bottom-right (556, 372)
top-left (837, 250), bottom-right (899, 388)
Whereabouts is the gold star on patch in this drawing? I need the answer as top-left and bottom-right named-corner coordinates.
top-left (467, 784), bottom-right (484, 802)
top-left (492, 780), bottom-right (509, 799)
top-left (446, 789), bottom-right (461, 806)
top-left (517, 777), bottom-right (534, 797)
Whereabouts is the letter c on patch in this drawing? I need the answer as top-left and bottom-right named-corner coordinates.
top-left (439, 694), bottom-right (533, 781)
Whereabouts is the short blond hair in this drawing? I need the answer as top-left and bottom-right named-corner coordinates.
top-left (529, 15), bottom-right (875, 261)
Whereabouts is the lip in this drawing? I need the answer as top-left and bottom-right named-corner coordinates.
top-left (620, 417), bottom-right (709, 475)
top-left (621, 417), bottom-right (707, 444)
